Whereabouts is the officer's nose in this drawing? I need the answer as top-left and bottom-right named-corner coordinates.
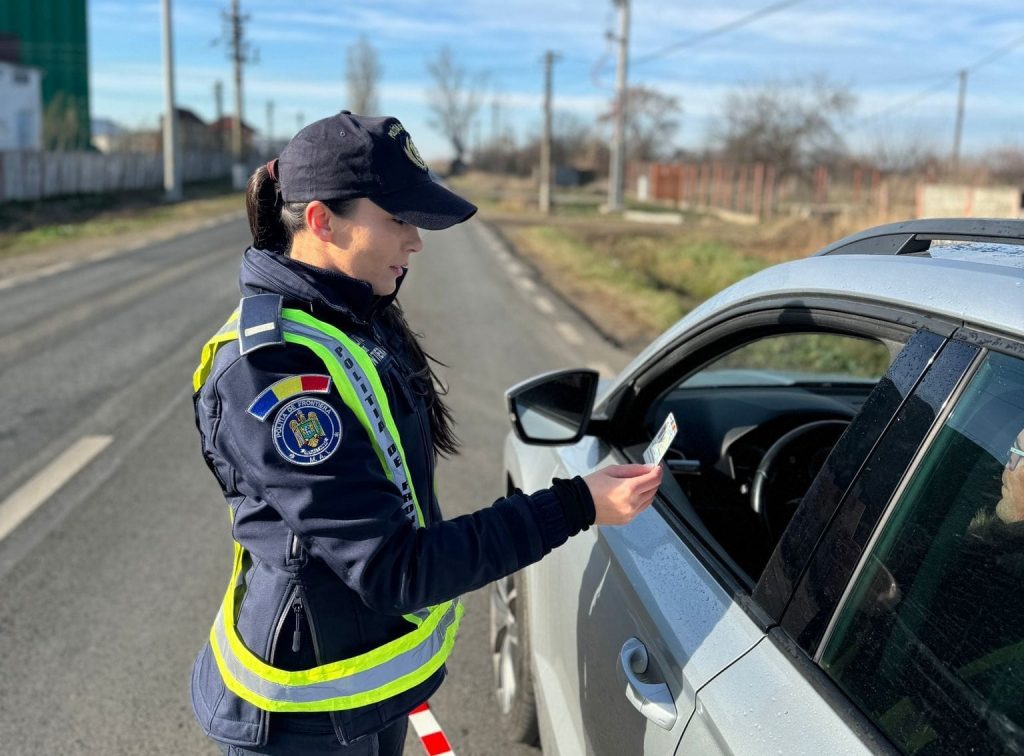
top-left (408, 227), bottom-right (423, 254)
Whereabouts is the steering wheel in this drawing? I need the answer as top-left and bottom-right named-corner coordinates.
top-left (750, 419), bottom-right (850, 542)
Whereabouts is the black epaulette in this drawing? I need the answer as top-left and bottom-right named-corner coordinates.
top-left (237, 293), bottom-right (285, 355)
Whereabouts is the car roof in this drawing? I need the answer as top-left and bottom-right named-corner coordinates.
top-left (601, 227), bottom-right (1024, 409)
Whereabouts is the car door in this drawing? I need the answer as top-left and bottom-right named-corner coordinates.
top-left (527, 312), bottom-right (949, 756)
top-left (527, 434), bottom-right (765, 756)
top-left (681, 335), bottom-right (999, 754)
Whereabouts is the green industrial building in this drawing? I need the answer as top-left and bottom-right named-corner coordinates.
top-left (0, 0), bottom-right (90, 150)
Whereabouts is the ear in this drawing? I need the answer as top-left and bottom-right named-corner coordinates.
top-left (305, 201), bottom-right (335, 242)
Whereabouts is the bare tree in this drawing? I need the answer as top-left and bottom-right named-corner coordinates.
top-left (714, 75), bottom-right (855, 176)
top-left (43, 92), bottom-right (82, 151)
top-left (345, 36), bottom-right (381, 115)
top-left (600, 85), bottom-right (683, 162)
top-left (866, 129), bottom-right (942, 174)
top-left (984, 145), bottom-right (1024, 184)
top-left (426, 46), bottom-right (486, 173)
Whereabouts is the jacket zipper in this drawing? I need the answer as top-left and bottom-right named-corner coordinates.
top-left (270, 585), bottom-right (300, 663)
top-left (291, 598), bottom-right (304, 653)
top-left (418, 402), bottom-right (435, 524)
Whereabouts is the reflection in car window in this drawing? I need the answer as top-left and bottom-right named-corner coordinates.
top-left (680, 333), bottom-right (891, 388)
top-left (820, 351), bottom-right (1024, 754)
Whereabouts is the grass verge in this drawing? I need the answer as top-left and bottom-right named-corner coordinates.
top-left (0, 179), bottom-right (243, 260)
top-left (497, 216), bottom-right (817, 348)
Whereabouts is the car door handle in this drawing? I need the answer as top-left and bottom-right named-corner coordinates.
top-left (619, 637), bottom-right (677, 730)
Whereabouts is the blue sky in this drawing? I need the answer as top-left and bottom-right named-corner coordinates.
top-left (88, 0), bottom-right (1024, 162)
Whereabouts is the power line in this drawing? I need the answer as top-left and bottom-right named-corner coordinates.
top-left (633, 0), bottom-right (811, 65)
top-left (857, 32), bottom-right (1024, 125)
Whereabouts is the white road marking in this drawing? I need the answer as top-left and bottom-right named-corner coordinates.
top-left (592, 361), bottom-right (616, 376)
top-left (0, 211), bottom-right (244, 291)
top-left (0, 435), bottom-right (113, 542)
top-left (514, 276), bottom-right (537, 293)
top-left (533, 295), bottom-right (556, 315)
top-left (555, 321), bottom-right (584, 346)
top-left (504, 261), bottom-right (525, 277)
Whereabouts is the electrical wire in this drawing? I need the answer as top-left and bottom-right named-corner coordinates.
top-left (633, 0), bottom-right (811, 65)
top-left (856, 31), bottom-right (1024, 124)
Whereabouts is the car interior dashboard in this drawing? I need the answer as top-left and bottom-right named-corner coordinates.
top-left (637, 381), bottom-right (875, 585)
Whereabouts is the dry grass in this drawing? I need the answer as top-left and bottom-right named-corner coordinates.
top-left (481, 199), bottom-right (857, 347)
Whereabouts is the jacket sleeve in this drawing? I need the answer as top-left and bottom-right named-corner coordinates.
top-left (210, 344), bottom-right (585, 615)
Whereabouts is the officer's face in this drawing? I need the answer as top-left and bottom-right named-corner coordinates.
top-left (996, 429), bottom-right (1024, 524)
top-left (324, 198), bottom-right (424, 295)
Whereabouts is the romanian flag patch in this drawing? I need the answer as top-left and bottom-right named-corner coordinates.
top-left (247, 374), bottom-right (332, 420)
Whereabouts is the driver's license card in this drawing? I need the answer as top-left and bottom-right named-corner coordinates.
top-left (643, 413), bottom-right (677, 466)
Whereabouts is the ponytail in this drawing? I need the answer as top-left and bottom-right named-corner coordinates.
top-left (380, 303), bottom-right (461, 458)
top-left (246, 164), bottom-right (289, 251)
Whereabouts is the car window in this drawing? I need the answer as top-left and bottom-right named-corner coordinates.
top-left (679, 333), bottom-right (891, 388)
top-left (819, 350), bottom-right (1024, 754)
top-left (646, 330), bottom-right (896, 584)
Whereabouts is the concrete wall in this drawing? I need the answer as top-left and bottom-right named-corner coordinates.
top-left (0, 150), bottom-right (233, 202)
top-left (916, 183), bottom-right (1023, 219)
top-left (0, 62), bottom-right (42, 150)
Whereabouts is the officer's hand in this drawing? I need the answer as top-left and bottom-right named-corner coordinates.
top-left (584, 464), bottom-right (663, 526)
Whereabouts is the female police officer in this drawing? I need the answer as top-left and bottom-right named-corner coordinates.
top-left (189, 111), bottom-right (662, 755)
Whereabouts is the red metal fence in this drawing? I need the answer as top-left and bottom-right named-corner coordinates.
top-left (642, 161), bottom-right (918, 224)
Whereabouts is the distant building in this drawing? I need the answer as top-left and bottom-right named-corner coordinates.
top-left (0, 60), bottom-right (42, 150)
top-left (90, 117), bottom-right (127, 153)
top-left (0, 1), bottom-right (91, 150)
top-left (161, 107), bottom-right (220, 152)
top-left (101, 109), bottom-right (242, 155)
top-left (209, 116), bottom-right (257, 156)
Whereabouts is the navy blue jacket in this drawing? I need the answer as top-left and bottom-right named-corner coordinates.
top-left (191, 248), bottom-right (589, 748)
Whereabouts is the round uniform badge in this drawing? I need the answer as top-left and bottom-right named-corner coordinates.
top-left (271, 396), bottom-right (342, 466)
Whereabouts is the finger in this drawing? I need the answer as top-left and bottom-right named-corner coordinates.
top-left (633, 474), bottom-right (664, 495)
top-left (604, 463), bottom-right (658, 478)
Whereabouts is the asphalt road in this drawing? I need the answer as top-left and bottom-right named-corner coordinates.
top-left (0, 216), bottom-right (628, 755)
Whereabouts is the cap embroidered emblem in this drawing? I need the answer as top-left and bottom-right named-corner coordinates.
top-left (387, 121), bottom-right (427, 171)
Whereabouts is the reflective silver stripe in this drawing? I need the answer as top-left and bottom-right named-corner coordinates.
top-left (212, 599), bottom-right (461, 704)
top-left (282, 320), bottom-right (419, 526)
top-left (243, 322), bottom-right (276, 337)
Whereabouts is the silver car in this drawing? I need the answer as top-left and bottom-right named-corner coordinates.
top-left (492, 219), bottom-right (1024, 755)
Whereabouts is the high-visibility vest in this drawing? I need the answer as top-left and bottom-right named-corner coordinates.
top-left (193, 301), bottom-right (463, 713)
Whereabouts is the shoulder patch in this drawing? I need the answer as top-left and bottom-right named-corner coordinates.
top-left (238, 293), bottom-right (284, 355)
top-left (272, 396), bottom-right (342, 466)
top-left (248, 374), bottom-right (332, 420)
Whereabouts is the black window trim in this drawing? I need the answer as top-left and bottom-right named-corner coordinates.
top-left (778, 337), bottom-right (981, 652)
top-left (812, 344), bottom-right (988, 664)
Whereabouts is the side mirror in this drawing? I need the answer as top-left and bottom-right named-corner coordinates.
top-left (506, 368), bottom-right (599, 445)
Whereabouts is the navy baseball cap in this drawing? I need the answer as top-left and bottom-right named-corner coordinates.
top-left (277, 111), bottom-right (477, 230)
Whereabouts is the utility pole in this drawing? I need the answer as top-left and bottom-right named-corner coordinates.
top-left (213, 80), bottom-right (224, 152)
top-left (221, 0), bottom-right (256, 187)
top-left (266, 99), bottom-right (274, 155)
top-left (951, 68), bottom-right (967, 175)
top-left (491, 97), bottom-right (501, 146)
top-left (160, 0), bottom-right (182, 200)
top-left (539, 51), bottom-right (560, 215)
top-left (296, 111), bottom-right (305, 135)
top-left (606, 0), bottom-right (630, 213)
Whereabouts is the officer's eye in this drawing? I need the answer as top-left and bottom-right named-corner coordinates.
top-left (392, 217), bottom-right (407, 226)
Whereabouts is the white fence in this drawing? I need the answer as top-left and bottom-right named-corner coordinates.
top-left (0, 150), bottom-right (234, 202)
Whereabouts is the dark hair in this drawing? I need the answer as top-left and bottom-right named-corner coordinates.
top-left (245, 165), bottom-right (460, 458)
